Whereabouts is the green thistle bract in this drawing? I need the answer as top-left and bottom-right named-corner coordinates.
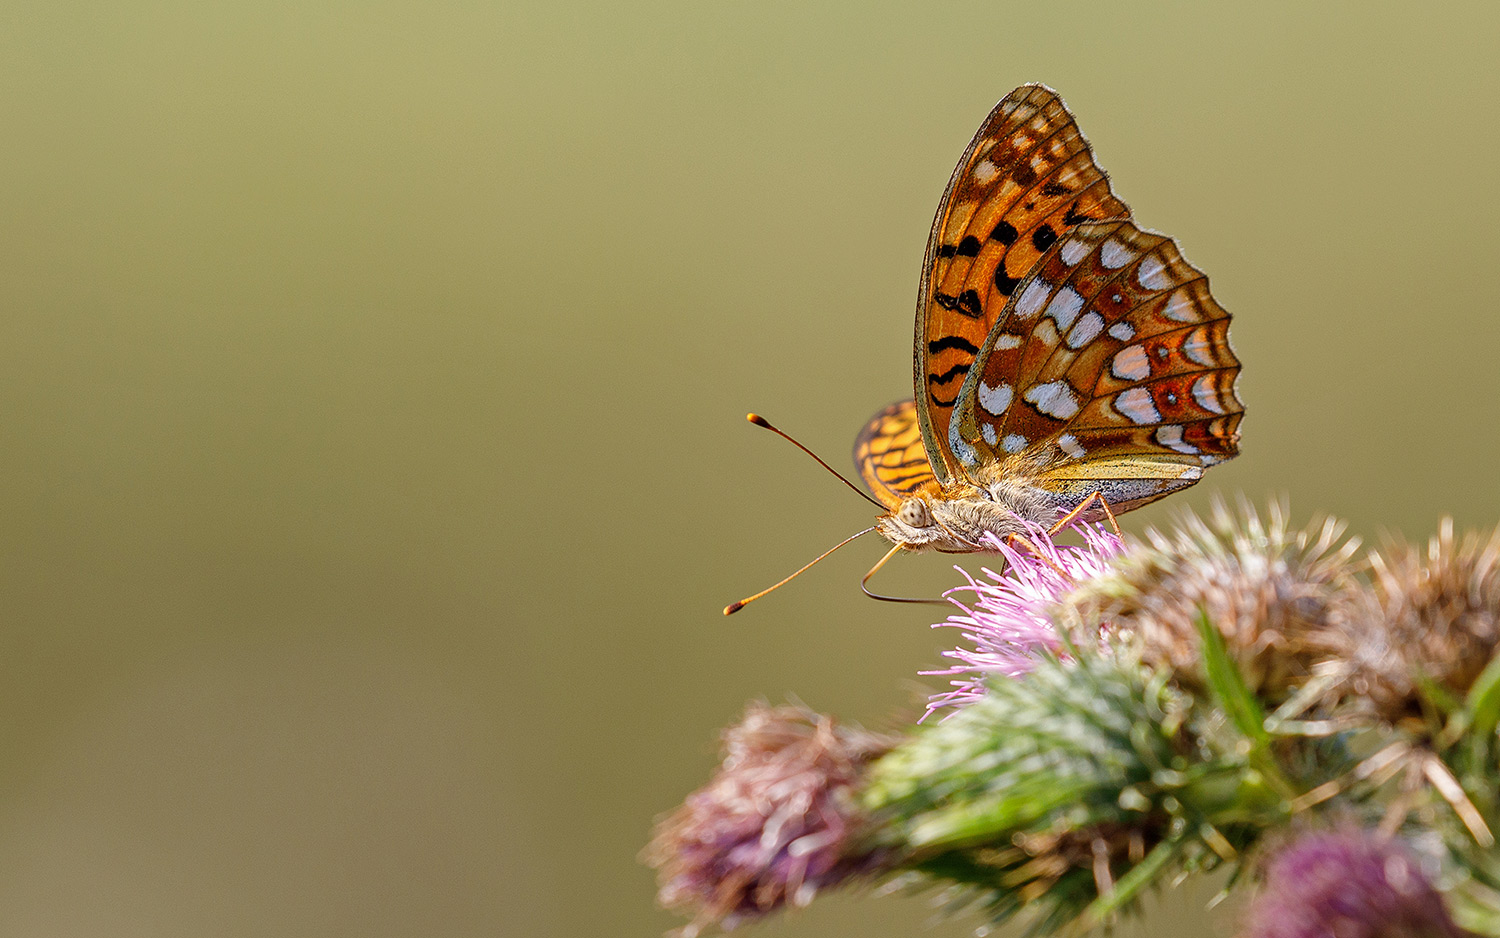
top-left (863, 649), bottom-right (1292, 934)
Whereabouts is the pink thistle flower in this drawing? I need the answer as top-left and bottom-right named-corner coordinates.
top-left (1241, 828), bottom-right (1468, 938)
top-left (644, 703), bottom-right (895, 936)
top-left (922, 520), bottom-right (1124, 719)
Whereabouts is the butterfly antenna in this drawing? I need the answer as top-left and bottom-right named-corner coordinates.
top-left (724, 526), bottom-right (877, 615)
top-left (745, 413), bottom-right (886, 510)
top-left (861, 543), bottom-right (948, 606)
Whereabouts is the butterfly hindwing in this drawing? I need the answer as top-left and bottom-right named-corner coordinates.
top-left (949, 218), bottom-right (1242, 510)
top-left (853, 400), bottom-right (935, 509)
top-left (915, 84), bottom-right (1130, 485)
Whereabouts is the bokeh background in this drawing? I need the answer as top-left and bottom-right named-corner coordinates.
top-left (2, 1), bottom-right (1497, 935)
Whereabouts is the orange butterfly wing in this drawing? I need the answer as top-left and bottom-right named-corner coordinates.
top-left (852, 400), bottom-right (936, 510)
top-left (949, 218), bottom-right (1242, 512)
top-left (915, 84), bottom-right (1129, 485)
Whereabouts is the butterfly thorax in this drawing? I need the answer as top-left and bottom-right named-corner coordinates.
top-left (875, 474), bottom-right (1057, 553)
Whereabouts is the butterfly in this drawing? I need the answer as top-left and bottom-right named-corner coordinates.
top-left (726, 85), bottom-right (1241, 614)
top-left (852, 83), bottom-right (1242, 554)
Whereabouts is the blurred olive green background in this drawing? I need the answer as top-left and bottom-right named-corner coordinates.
top-left (1, 1), bottom-right (1497, 935)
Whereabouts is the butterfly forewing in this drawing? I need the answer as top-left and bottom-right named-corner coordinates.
top-left (915, 84), bottom-right (1129, 485)
top-left (853, 399), bottom-right (936, 509)
top-left (949, 218), bottom-right (1242, 507)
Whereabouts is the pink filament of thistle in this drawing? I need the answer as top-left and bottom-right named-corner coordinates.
top-left (920, 520), bottom-right (1122, 720)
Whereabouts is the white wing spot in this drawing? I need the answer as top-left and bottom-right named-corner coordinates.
top-left (1023, 380), bottom-right (1081, 420)
top-left (1111, 345), bottom-right (1151, 381)
top-left (1035, 318), bottom-right (1060, 349)
top-left (972, 160), bottom-right (999, 184)
top-left (948, 420), bottom-right (979, 466)
top-left (1161, 290), bottom-right (1198, 322)
top-left (1059, 237), bottom-right (1090, 266)
top-left (1045, 286), bottom-right (1085, 332)
top-left (1115, 387), bottom-right (1160, 425)
top-left (1057, 434), bottom-right (1085, 458)
top-left (981, 422), bottom-right (998, 445)
top-left (994, 333), bottom-right (1022, 350)
top-left (1002, 433), bottom-right (1028, 453)
top-left (1192, 374), bottom-right (1226, 414)
top-left (1100, 239), bottom-right (1134, 269)
top-left (1137, 254), bottom-right (1170, 290)
top-left (1183, 327), bottom-right (1215, 366)
top-left (1066, 311), bottom-right (1105, 349)
top-left (1014, 279), bottom-right (1052, 320)
top-left (977, 380), bottom-right (1013, 417)
top-left (1108, 321), bottom-right (1135, 341)
top-left (1155, 424), bottom-right (1198, 454)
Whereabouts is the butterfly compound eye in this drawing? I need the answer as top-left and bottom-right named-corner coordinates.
top-left (897, 499), bottom-right (931, 527)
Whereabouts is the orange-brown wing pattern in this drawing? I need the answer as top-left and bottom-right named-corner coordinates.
top-left (948, 218), bottom-right (1242, 508)
top-left (915, 84), bottom-right (1130, 485)
top-left (852, 400), bottom-right (936, 509)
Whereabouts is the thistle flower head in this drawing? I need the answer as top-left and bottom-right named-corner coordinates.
top-left (922, 520), bottom-right (1123, 718)
top-left (644, 703), bottom-right (895, 936)
top-left (1065, 500), bottom-right (1360, 702)
top-left (1331, 520), bottom-right (1500, 722)
top-left (1242, 828), bottom-right (1467, 938)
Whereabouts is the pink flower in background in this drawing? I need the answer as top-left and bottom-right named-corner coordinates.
top-left (645, 704), bottom-right (895, 937)
top-left (922, 521), bottom-right (1123, 719)
top-left (1242, 828), bottom-right (1465, 938)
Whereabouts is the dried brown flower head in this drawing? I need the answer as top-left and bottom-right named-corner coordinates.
top-left (1330, 520), bottom-right (1500, 722)
top-left (644, 703), bottom-right (896, 936)
top-left (1065, 500), bottom-right (1361, 701)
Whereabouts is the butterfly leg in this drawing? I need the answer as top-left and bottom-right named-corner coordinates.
top-left (999, 533), bottom-right (1071, 579)
top-left (1047, 491), bottom-right (1122, 539)
top-left (1000, 493), bottom-right (1119, 578)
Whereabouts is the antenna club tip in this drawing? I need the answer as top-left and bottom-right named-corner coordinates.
top-left (723, 601), bottom-right (745, 616)
top-left (746, 413), bottom-right (770, 428)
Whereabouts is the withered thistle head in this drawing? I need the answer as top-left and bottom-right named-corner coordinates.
top-left (1332, 520), bottom-right (1500, 722)
top-left (1064, 500), bottom-right (1360, 701)
top-left (644, 703), bottom-right (895, 936)
top-left (1241, 827), bottom-right (1467, 938)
